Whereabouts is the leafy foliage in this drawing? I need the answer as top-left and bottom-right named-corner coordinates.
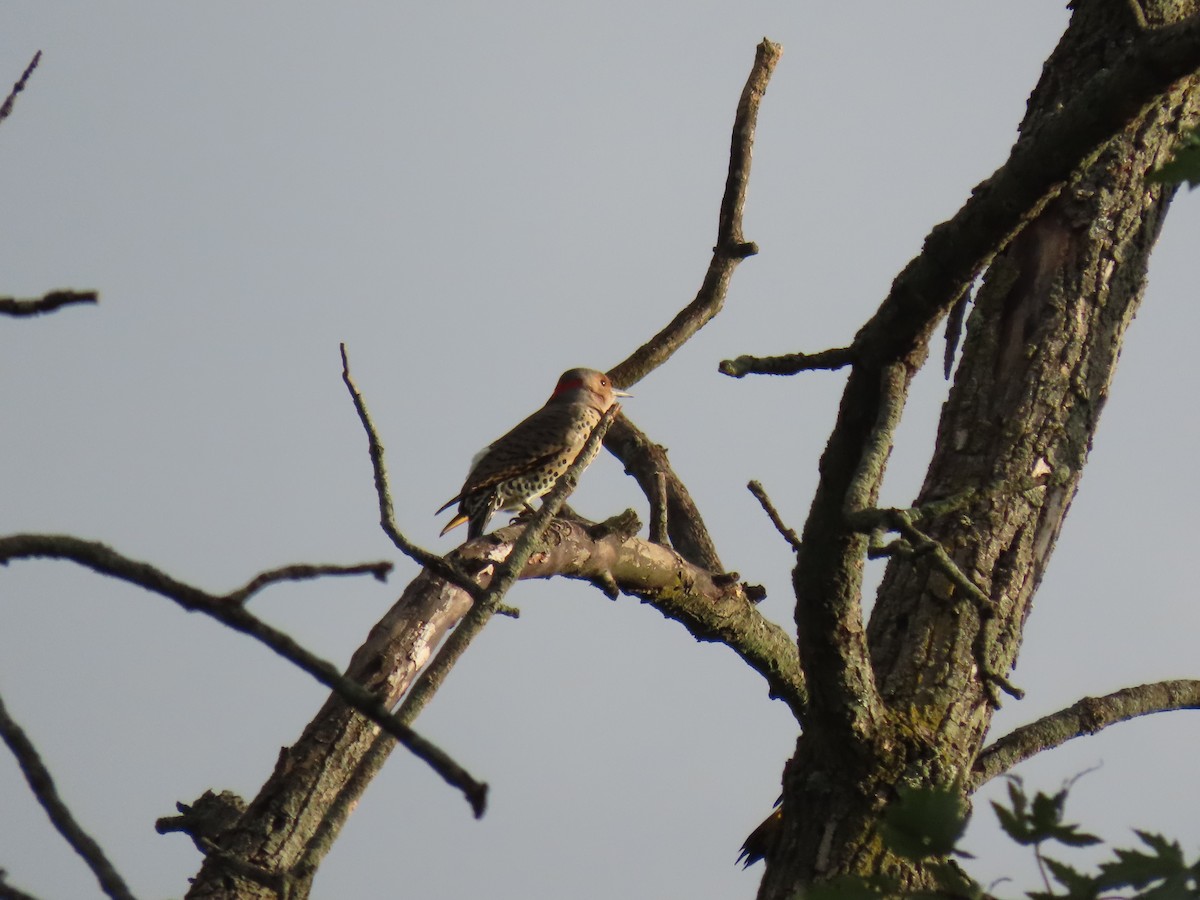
top-left (805, 778), bottom-right (1200, 900)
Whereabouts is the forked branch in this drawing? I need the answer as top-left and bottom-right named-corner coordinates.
top-left (0, 535), bottom-right (486, 815)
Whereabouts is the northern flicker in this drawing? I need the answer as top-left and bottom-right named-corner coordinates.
top-left (436, 368), bottom-right (629, 539)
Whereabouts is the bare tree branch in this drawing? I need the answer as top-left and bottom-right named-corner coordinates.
top-left (719, 346), bottom-right (854, 379)
top-left (971, 679), bottom-right (1200, 788)
top-left (226, 562), bottom-right (391, 604)
top-left (608, 38), bottom-right (781, 388)
top-left (0, 689), bottom-right (136, 900)
top-left (0, 51), bottom-right (41, 128)
top-left (599, 41), bottom-right (785, 573)
top-left (0, 535), bottom-right (486, 814)
top-left (0, 870), bottom-right (44, 900)
top-left (0, 291), bottom-right (98, 318)
top-left (747, 480), bottom-right (802, 554)
top-left (603, 414), bottom-right (722, 571)
top-left (340, 343), bottom-right (484, 599)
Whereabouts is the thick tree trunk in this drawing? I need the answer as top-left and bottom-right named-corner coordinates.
top-left (758, 2), bottom-right (1200, 897)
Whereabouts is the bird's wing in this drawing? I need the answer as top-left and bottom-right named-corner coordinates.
top-left (437, 405), bottom-right (584, 508)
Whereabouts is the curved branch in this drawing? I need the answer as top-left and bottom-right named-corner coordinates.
top-left (523, 522), bottom-right (803, 713)
top-left (607, 38), bottom-right (781, 388)
top-left (0, 291), bottom-right (98, 318)
top-left (971, 679), bottom-right (1200, 788)
top-left (0, 535), bottom-right (485, 814)
top-left (0, 689), bottom-right (135, 900)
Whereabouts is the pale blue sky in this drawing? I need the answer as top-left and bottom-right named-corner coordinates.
top-left (3, 3), bottom-right (1198, 898)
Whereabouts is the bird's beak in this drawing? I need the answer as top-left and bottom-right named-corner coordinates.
top-left (613, 388), bottom-right (633, 398)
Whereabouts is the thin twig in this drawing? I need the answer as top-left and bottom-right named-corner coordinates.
top-left (0, 51), bottom-right (41, 127)
top-left (0, 690), bottom-right (137, 900)
top-left (747, 481), bottom-right (802, 553)
top-left (395, 406), bottom-right (621, 727)
top-left (608, 39), bottom-right (781, 388)
top-left (719, 346), bottom-right (854, 379)
top-left (971, 679), bottom-right (1200, 788)
top-left (226, 561), bottom-right (392, 605)
top-left (339, 343), bottom-right (483, 599)
top-left (0, 291), bottom-right (98, 318)
top-left (0, 535), bottom-right (487, 815)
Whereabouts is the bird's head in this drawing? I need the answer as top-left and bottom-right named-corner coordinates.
top-left (549, 368), bottom-right (632, 412)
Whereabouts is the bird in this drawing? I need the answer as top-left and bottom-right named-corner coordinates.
top-left (737, 805), bottom-right (782, 867)
top-left (436, 368), bottom-right (630, 539)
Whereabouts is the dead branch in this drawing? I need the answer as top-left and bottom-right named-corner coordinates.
top-left (184, 513), bottom-right (803, 894)
top-left (0, 870), bottom-right (43, 900)
top-left (340, 343), bottom-right (483, 598)
top-left (747, 481), bottom-right (802, 554)
top-left (0, 291), bottom-right (98, 318)
top-left (0, 534), bottom-right (485, 814)
top-left (0, 51), bottom-right (41, 128)
top-left (971, 679), bottom-right (1200, 788)
top-left (0, 689), bottom-right (135, 900)
top-left (719, 346), bottom-right (854, 378)
top-left (608, 38), bottom-right (781, 388)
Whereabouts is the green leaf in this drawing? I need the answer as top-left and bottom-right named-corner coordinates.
top-left (880, 785), bottom-right (970, 861)
top-left (1042, 856), bottom-right (1100, 900)
top-left (1135, 874), bottom-right (1200, 900)
top-left (1148, 129), bottom-right (1200, 189)
top-left (1097, 832), bottom-right (1188, 891)
top-left (993, 780), bottom-right (1100, 848)
top-left (928, 860), bottom-right (984, 900)
top-left (991, 800), bottom-right (1034, 845)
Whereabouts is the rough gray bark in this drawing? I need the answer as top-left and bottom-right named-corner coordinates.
top-left (757, 2), bottom-right (1200, 897)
